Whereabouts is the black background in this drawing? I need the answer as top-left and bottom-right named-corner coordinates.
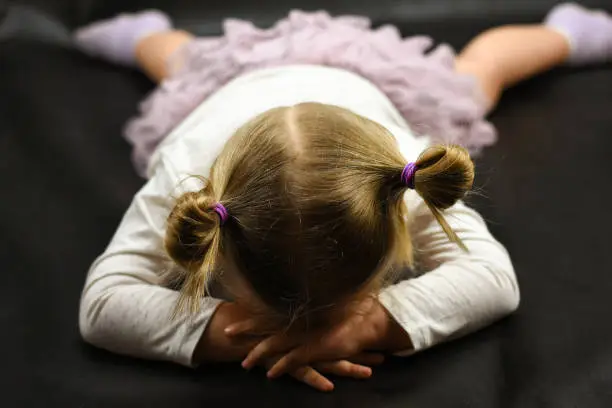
top-left (2, 1), bottom-right (612, 406)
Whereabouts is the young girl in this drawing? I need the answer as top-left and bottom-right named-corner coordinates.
top-left (76, 3), bottom-right (612, 392)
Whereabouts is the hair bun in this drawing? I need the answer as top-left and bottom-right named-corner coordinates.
top-left (414, 145), bottom-right (474, 210)
top-left (165, 190), bottom-right (219, 269)
top-left (164, 187), bottom-right (224, 314)
top-left (411, 145), bottom-right (474, 251)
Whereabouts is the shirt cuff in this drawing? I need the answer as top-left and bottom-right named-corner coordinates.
top-left (174, 297), bottom-right (224, 367)
top-left (378, 287), bottom-right (427, 356)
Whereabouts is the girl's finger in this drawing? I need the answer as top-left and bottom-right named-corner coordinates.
top-left (347, 352), bottom-right (385, 366)
top-left (242, 334), bottom-right (295, 370)
top-left (267, 339), bottom-right (361, 377)
top-left (266, 346), bottom-right (315, 379)
top-left (289, 366), bottom-right (334, 392)
top-left (267, 341), bottom-right (356, 379)
top-left (314, 360), bottom-right (372, 379)
top-left (224, 319), bottom-right (258, 337)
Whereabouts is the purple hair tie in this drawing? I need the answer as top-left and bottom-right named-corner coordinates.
top-left (401, 162), bottom-right (418, 189)
top-left (213, 203), bottom-right (229, 225)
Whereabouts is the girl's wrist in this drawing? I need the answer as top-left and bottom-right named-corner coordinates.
top-left (372, 300), bottom-right (414, 352)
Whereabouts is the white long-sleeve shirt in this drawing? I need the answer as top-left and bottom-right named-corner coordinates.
top-left (79, 65), bottom-right (519, 366)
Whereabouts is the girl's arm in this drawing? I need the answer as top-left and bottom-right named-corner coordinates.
top-left (79, 157), bottom-right (222, 366)
top-left (378, 198), bottom-right (520, 354)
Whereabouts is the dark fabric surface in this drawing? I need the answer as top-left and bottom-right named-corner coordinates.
top-left (2, 1), bottom-right (612, 407)
top-left (8, 0), bottom-right (612, 30)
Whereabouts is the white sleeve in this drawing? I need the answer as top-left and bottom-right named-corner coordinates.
top-left (378, 198), bottom-right (520, 354)
top-left (79, 158), bottom-right (222, 367)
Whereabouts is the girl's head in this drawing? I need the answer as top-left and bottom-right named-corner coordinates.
top-left (165, 103), bottom-right (474, 328)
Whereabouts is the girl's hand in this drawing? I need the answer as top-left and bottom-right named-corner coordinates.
top-left (267, 352), bottom-right (384, 392)
top-left (195, 301), bottom-right (383, 392)
top-left (229, 297), bottom-right (406, 380)
top-left (194, 301), bottom-right (261, 363)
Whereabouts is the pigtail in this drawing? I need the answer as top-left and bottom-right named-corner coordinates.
top-left (164, 182), bottom-right (225, 316)
top-left (412, 145), bottom-right (475, 251)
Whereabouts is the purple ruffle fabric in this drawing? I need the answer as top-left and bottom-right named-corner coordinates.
top-left (125, 11), bottom-right (497, 176)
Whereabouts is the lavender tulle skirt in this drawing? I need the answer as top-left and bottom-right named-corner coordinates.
top-left (125, 11), bottom-right (497, 175)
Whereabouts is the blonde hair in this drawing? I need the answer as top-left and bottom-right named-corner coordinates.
top-left (165, 103), bottom-right (474, 326)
